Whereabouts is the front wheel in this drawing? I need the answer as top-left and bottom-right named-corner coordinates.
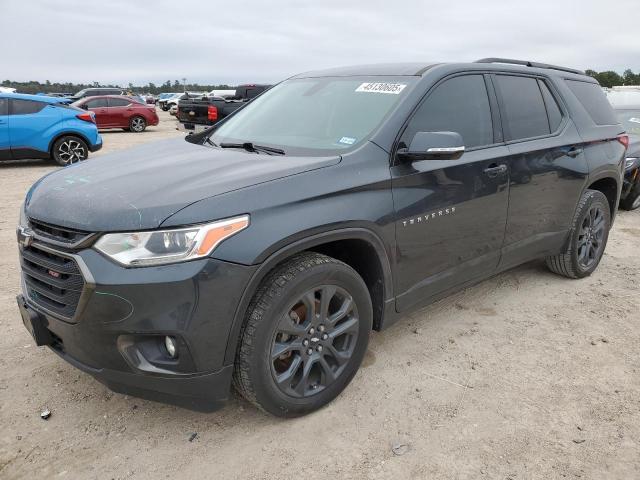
top-left (129, 116), bottom-right (146, 132)
top-left (51, 136), bottom-right (89, 166)
top-left (233, 252), bottom-right (372, 417)
top-left (546, 189), bottom-right (611, 278)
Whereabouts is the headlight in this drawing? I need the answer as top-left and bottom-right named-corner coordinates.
top-left (94, 215), bottom-right (249, 267)
top-left (625, 157), bottom-right (639, 170)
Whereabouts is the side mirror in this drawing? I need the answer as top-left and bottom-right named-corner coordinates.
top-left (398, 131), bottom-right (465, 161)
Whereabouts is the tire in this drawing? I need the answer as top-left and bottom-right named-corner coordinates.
top-left (620, 181), bottom-right (640, 211)
top-left (51, 135), bottom-right (89, 166)
top-left (546, 189), bottom-right (611, 279)
top-left (233, 252), bottom-right (372, 417)
top-left (129, 116), bottom-right (146, 132)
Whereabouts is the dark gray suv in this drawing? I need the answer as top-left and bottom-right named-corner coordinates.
top-left (17, 58), bottom-right (626, 416)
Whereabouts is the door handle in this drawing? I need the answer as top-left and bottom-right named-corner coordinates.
top-left (483, 164), bottom-right (507, 178)
top-left (566, 147), bottom-right (583, 158)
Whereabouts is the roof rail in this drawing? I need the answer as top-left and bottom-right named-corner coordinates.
top-left (474, 58), bottom-right (584, 75)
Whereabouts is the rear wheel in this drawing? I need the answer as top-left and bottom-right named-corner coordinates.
top-left (129, 116), bottom-right (146, 132)
top-left (620, 182), bottom-right (640, 210)
top-left (51, 136), bottom-right (88, 166)
top-left (233, 252), bottom-right (372, 417)
top-left (546, 189), bottom-right (610, 278)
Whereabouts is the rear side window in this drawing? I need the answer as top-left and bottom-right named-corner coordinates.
top-left (0, 98), bottom-right (7, 115)
top-left (495, 75), bottom-right (549, 140)
top-left (108, 98), bottom-right (131, 107)
top-left (401, 75), bottom-right (493, 149)
top-left (539, 81), bottom-right (563, 132)
top-left (85, 98), bottom-right (108, 108)
top-left (10, 99), bottom-right (46, 115)
top-left (566, 80), bottom-right (618, 125)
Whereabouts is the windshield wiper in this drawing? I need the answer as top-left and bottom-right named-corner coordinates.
top-left (220, 142), bottom-right (285, 155)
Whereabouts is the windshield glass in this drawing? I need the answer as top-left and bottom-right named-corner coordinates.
top-left (616, 110), bottom-right (640, 136)
top-left (208, 76), bottom-right (415, 155)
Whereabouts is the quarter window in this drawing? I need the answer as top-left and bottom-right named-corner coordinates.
top-left (400, 75), bottom-right (493, 149)
top-left (566, 80), bottom-right (618, 126)
top-left (0, 98), bottom-right (7, 115)
top-left (495, 75), bottom-right (550, 141)
top-left (10, 99), bottom-right (46, 115)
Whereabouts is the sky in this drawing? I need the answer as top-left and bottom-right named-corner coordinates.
top-left (2, 0), bottom-right (638, 86)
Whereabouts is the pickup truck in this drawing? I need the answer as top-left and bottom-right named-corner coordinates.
top-left (176, 84), bottom-right (270, 132)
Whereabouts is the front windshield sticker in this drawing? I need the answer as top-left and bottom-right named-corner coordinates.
top-left (629, 117), bottom-right (640, 124)
top-left (355, 82), bottom-right (407, 95)
top-left (338, 136), bottom-right (356, 145)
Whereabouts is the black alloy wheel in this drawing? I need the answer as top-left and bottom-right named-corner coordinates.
top-left (271, 285), bottom-right (359, 398)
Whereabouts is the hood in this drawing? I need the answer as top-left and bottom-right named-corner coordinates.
top-left (25, 138), bottom-right (340, 231)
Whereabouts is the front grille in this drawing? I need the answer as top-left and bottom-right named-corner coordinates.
top-left (20, 243), bottom-right (85, 320)
top-left (29, 218), bottom-right (90, 246)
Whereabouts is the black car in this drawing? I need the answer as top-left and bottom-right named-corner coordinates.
top-left (17, 58), bottom-right (626, 417)
top-left (70, 88), bottom-right (125, 101)
top-left (611, 106), bottom-right (640, 210)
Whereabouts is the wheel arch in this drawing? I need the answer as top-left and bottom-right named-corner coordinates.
top-left (47, 130), bottom-right (92, 157)
top-left (584, 174), bottom-right (619, 220)
top-left (222, 228), bottom-right (393, 365)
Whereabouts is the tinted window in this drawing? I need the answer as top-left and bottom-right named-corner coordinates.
top-left (85, 98), bottom-right (108, 108)
top-left (539, 81), bottom-right (563, 131)
top-left (0, 98), bottom-right (7, 115)
top-left (10, 99), bottom-right (46, 115)
top-left (108, 98), bottom-right (131, 107)
top-left (566, 80), bottom-right (618, 125)
top-left (495, 75), bottom-right (549, 140)
top-left (401, 75), bottom-right (493, 149)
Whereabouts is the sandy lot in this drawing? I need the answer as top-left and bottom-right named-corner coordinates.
top-left (0, 111), bottom-right (638, 479)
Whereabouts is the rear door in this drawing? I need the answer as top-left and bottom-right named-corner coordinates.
top-left (107, 97), bottom-right (133, 127)
top-left (492, 74), bottom-right (588, 269)
top-left (85, 97), bottom-right (110, 127)
top-left (0, 98), bottom-right (9, 159)
top-left (391, 73), bottom-right (510, 312)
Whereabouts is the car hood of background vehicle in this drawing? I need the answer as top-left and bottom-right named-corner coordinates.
top-left (25, 138), bottom-right (340, 231)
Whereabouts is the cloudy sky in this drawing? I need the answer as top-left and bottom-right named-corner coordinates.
top-left (2, 0), bottom-right (638, 86)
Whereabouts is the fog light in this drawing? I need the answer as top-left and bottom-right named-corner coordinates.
top-left (164, 336), bottom-right (178, 358)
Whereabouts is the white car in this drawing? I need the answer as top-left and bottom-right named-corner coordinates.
top-left (0, 87), bottom-right (17, 93)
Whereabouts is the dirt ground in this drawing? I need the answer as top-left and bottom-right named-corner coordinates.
top-left (0, 111), bottom-right (638, 479)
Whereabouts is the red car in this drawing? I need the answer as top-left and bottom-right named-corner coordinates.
top-left (72, 95), bottom-right (159, 132)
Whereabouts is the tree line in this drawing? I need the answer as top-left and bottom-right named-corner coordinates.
top-left (1, 79), bottom-right (236, 95)
top-left (3, 69), bottom-right (640, 94)
top-left (585, 69), bottom-right (639, 88)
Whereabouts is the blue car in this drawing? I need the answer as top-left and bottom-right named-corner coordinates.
top-left (0, 93), bottom-right (102, 165)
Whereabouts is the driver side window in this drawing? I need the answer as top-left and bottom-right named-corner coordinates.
top-left (400, 74), bottom-right (493, 150)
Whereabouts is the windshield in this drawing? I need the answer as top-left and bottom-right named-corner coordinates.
top-left (616, 110), bottom-right (640, 137)
top-left (208, 76), bottom-right (415, 155)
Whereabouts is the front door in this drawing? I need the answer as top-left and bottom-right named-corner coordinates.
top-left (85, 97), bottom-right (110, 127)
top-left (0, 98), bottom-right (9, 159)
top-left (391, 74), bottom-right (510, 312)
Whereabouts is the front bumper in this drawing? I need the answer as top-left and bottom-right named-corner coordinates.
top-left (18, 244), bottom-right (257, 411)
